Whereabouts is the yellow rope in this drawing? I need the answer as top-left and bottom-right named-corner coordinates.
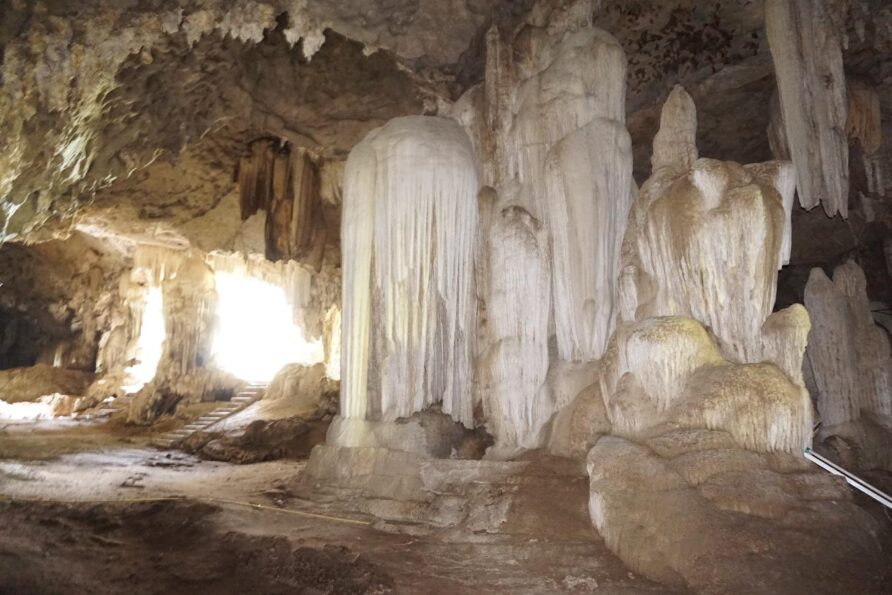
top-left (0, 494), bottom-right (372, 526)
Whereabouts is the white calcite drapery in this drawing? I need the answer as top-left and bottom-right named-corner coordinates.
top-left (619, 86), bottom-right (800, 367)
top-left (546, 119), bottom-right (634, 362)
top-left (448, 18), bottom-right (635, 449)
top-left (483, 205), bottom-right (552, 449)
top-left (765, 0), bottom-right (849, 217)
top-left (509, 28), bottom-right (634, 363)
top-left (340, 116), bottom-right (479, 428)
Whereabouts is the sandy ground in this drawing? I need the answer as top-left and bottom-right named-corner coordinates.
top-left (0, 419), bottom-right (675, 594)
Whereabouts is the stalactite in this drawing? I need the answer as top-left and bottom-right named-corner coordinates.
top-left (847, 80), bottom-right (886, 197)
top-left (483, 205), bottom-right (551, 450)
top-left (288, 148), bottom-right (326, 271)
top-left (340, 116), bottom-right (478, 428)
top-left (238, 139), bottom-right (276, 220)
top-left (804, 262), bottom-right (892, 426)
top-left (765, 0), bottom-right (849, 217)
top-left (238, 139), bottom-right (327, 268)
top-left (266, 150), bottom-right (293, 261)
top-left (847, 81), bottom-right (883, 156)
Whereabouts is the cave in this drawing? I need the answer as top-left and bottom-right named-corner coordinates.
top-left (1, 1), bottom-right (891, 593)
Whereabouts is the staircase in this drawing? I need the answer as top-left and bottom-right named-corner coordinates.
top-left (152, 381), bottom-right (267, 450)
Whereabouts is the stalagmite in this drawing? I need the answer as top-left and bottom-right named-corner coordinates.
top-left (483, 205), bottom-right (551, 450)
top-left (765, 0), bottom-right (849, 217)
top-left (599, 316), bottom-right (813, 454)
top-left (546, 119), bottom-right (634, 362)
top-left (804, 262), bottom-right (892, 427)
top-left (650, 85), bottom-right (698, 174)
top-left (340, 116), bottom-right (478, 428)
top-left (620, 86), bottom-right (798, 364)
top-left (759, 304), bottom-right (811, 390)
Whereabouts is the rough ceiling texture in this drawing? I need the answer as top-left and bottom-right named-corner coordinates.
top-left (0, 0), bottom-right (890, 278)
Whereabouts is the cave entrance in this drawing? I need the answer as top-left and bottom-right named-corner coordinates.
top-left (209, 269), bottom-right (323, 383)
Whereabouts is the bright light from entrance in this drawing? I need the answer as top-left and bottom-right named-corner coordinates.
top-left (123, 286), bottom-right (165, 393)
top-left (211, 272), bottom-right (323, 382)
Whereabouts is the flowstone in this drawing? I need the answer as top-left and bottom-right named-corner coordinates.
top-left (340, 116), bottom-right (479, 432)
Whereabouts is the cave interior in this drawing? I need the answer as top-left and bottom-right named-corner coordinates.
top-left (1, 1), bottom-right (892, 593)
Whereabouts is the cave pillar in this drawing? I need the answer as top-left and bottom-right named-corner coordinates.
top-left (340, 116), bottom-right (479, 428)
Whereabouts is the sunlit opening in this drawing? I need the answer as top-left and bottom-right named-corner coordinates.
top-left (0, 398), bottom-right (56, 421)
top-left (211, 272), bottom-right (323, 382)
top-left (122, 286), bottom-right (165, 393)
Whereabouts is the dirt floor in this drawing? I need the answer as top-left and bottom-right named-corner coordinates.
top-left (0, 419), bottom-right (674, 594)
top-left (0, 500), bottom-right (393, 595)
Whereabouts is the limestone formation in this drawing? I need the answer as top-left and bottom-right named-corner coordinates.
top-left (805, 262), bottom-right (892, 430)
top-left (238, 140), bottom-right (328, 269)
top-left (599, 316), bottom-right (812, 454)
top-left (259, 363), bottom-right (338, 421)
top-left (454, 20), bottom-right (635, 369)
top-left (765, 0), bottom-right (849, 217)
top-left (0, 365), bottom-right (94, 405)
top-left (546, 119), bottom-right (634, 362)
top-left (340, 116), bottom-right (479, 428)
top-left (649, 85), bottom-right (698, 174)
top-left (588, 435), bottom-right (885, 593)
top-left (620, 86), bottom-right (800, 366)
top-left (847, 80), bottom-right (886, 197)
top-left (482, 206), bottom-right (552, 451)
top-left (1, 2), bottom-right (891, 592)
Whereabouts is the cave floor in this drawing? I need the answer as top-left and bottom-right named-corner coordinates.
top-left (0, 422), bottom-right (676, 594)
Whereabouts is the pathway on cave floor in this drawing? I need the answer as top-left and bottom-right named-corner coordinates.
top-left (0, 444), bottom-right (677, 594)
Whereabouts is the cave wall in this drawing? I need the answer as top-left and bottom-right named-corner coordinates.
top-left (0, 232), bottom-right (128, 371)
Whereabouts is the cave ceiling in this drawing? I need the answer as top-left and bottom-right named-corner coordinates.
top-left (0, 0), bottom-right (890, 266)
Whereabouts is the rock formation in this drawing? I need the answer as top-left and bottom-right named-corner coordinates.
top-left (599, 316), bottom-right (812, 454)
top-left (238, 140), bottom-right (328, 269)
top-left (619, 86), bottom-right (800, 367)
top-left (588, 433), bottom-right (885, 593)
top-left (482, 205), bottom-right (552, 451)
top-left (1, 1), bottom-right (891, 592)
top-left (340, 116), bottom-right (479, 429)
top-left (765, 0), bottom-right (849, 217)
top-left (805, 261), bottom-right (892, 468)
top-left (448, 10), bottom-right (637, 451)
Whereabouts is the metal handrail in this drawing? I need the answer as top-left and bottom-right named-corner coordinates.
top-left (803, 447), bottom-right (892, 510)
